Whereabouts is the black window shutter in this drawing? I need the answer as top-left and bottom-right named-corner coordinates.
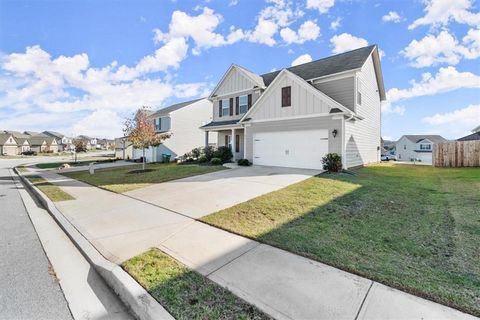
top-left (282, 87), bottom-right (291, 107)
top-left (287, 86), bottom-right (291, 106)
top-left (219, 100), bottom-right (222, 117)
top-left (235, 135), bottom-right (240, 152)
top-left (225, 135), bottom-right (229, 148)
top-left (235, 96), bottom-right (239, 115)
top-left (248, 94), bottom-right (252, 110)
top-left (229, 97), bottom-right (233, 116)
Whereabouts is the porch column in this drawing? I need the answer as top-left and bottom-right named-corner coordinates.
top-left (231, 128), bottom-right (236, 161)
top-left (204, 131), bottom-right (209, 148)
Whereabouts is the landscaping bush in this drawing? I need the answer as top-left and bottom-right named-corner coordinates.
top-left (213, 146), bottom-right (233, 163)
top-left (191, 147), bottom-right (201, 159)
top-left (202, 146), bottom-right (215, 161)
top-left (210, 157), bottom-right (222, 165)
top-left (198, 155), bottom-right (208, 163)
top-left (237, 159), bottom-right (251, 166)
top-left (322, 153), bottom-right (342, 172)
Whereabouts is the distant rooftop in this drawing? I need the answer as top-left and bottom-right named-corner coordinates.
top-left (151, 98), bottom-right (204, 117)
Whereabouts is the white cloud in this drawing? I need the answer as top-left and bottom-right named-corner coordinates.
top-left (330, 33), bottom-right (368, 54)
top-left (246, 0), bottom-right (303, 46)
top-left (72, 110), bottom-right (125, 138)
top-left (409, 0), bottom-right (480, 29)
top-left (381, 103), bottom-right (406, 115)
top-left (402, 29), bottom-right (480, 67)
top-left (382, 11), bottom-right (402, 23)
top-left (386, 66), bottom-right (480, 104)
top-left (330, 17), bottom-right (341, 30)
top-left (280, 20), bottom-right (320, 44)
top-left (153, 7), bottom-right (244, 55)
top-left (306, 0), bottom-right (335, 14)
top-left (422, 104), bottom-right (480, 127)
top-left (229, 0), bottom-right (238, 6)
top-left (291, 53), bottom-right (313, 66)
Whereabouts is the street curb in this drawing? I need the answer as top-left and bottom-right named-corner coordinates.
top-left (14, 168), bottom-right (174, 320)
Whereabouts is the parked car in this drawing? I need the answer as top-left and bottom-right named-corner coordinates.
top-left (21, 150), bottom-right (37, 156)
top-left (381, 154), bottom-right (396, 161)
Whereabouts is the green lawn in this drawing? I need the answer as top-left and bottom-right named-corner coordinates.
top-left (27, 175), bottom-right (75, 202)
top-left (62, 162), bottom-right (226, 193)
top-left (202, 164), bottom-right (480, 316)
top-left (16, 165), bottom-right (29, 172)
top-left (123, 249), bottom-right (269, 320)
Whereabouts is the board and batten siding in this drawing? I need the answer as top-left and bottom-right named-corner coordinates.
top-left (314, 77), bottom-right (355, 112)
top-left (244, 117), bottom-right (342, 162)
top-left (215, 67), bottom-right (259, 96)
top-left (344, 55), bottom-right (381, 168)
top-left (249, 72), bottom-right (335, 121)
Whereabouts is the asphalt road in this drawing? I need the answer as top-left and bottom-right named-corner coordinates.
top-left (0, 160), bottom-right (73, 320)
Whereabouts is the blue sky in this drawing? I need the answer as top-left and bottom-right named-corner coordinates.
top-left (0, 0), bottom-right (479, 139)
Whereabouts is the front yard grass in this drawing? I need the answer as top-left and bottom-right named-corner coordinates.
top-left (16, 165), bottom-right (29, 172)
top-left (27, 175), bottom-right (75, 202)
top-left (201, 164), bottom-right (480, 316)
top-left (36, 157), bottom-right (115, 169)
top-left (123, 249), bottom-right (269, 320)
top-left (62, 162), bottom-right (226, 193)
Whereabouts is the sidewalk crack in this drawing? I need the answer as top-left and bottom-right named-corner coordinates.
top-left (354, 280), bottom-right (374, 320)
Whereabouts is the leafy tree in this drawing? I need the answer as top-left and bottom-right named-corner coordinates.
top-left (72, 139), bottom-right (87, 162)
top-left (124, 106), bottom-right (170, 170)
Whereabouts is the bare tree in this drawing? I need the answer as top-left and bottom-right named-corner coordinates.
top-left (124, 106), bottom-right (170, 170)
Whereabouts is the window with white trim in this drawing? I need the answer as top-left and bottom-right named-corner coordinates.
top-left (419, 143), bottom-right (431, 150)
top-left (239, 95), bottom-right (248, 114)
top-left (222, 99), bottom-right (230, 116)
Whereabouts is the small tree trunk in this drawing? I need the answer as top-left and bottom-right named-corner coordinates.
top-left (75, 150), bottom-right (77, 163)
top-left (142, 148), bottom-right (146, 171)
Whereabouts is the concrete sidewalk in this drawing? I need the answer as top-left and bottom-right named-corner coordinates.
top-left (36, 170), bottom-right (476, 320)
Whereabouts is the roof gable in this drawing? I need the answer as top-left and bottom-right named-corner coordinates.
top-left (240, 69), bottom-right (354, 122)
top-left (209, 64), bottom-right (265, 98)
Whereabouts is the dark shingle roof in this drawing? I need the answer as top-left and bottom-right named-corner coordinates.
top-left (457, 132), bottom-right (480, 141)
top-left (402, 135), bottom-right (448, 144)
top-left (201, 120), bottom-right (240, 128)
top-left (0, 133), bottom-right (16, 145)
top-left (28, 136), bottom-right (48, 146)
top-left (261, 45), bottom-right (376, 86)
top-left (43, 131), bottom-right (65, 139)
top-left (151, 98), bottom-right (204, 118)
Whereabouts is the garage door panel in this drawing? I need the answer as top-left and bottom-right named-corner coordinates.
top-left (253, 130), bottom-right (328, 170)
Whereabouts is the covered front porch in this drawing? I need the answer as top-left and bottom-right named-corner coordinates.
top-left (203, 124), bottom-right (245, 161)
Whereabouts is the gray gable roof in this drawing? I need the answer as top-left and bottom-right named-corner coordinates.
top-left (43, 131), bottom-right (65, 139)
top-left (0, 133), bottom-right (16, 145)
top-left (261, 45), bottom-right (376, 86)
top-left (151, 98), bottom-right (204, 118)
top-left (458, 132), bottom-right (480, 141)
top-left (402, 135), bottom-right (448, 144)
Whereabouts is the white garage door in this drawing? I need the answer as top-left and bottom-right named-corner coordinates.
top-left (416, 152), bottom-right (432, 164)
top-left (253, 129), bottom-right (329, 170)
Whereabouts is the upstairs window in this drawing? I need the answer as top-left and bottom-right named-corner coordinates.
top-left (222, 99), bottom-right (230, 116)
top-left (357, 78), bottom-right (362, 105)
top-left (281, 86), bottom-right (291, 107)
top-left (420, 143), bottom-right (431, 150)
top-left (239, 95), bottom-right (248, 114)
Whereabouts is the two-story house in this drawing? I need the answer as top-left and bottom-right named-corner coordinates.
top-left (201, 45), bottom-right (385, 170)
top-left (117, 98), bottom-right (216, 162)
top-left (43, 131), bottom-right (73, 151)
top-left (396, 135), bottom-right (448, 164)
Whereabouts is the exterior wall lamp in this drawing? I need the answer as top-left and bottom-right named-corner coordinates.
top-left (332, 129), bottom-right (338, 138)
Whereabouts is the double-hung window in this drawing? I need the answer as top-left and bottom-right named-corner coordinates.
top-left (222, 99), bottom-right (230, 117)
top-left (239, 95), bottom-right (248, 114)
top-left (420, 143), bottom-right (431, 150)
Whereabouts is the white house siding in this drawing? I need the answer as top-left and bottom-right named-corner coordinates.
top-left (244, 117), bottom-right (342, 162)
top-left (249, 72), bottom-right (333, 121)
top-left (344, 55), bottom-right (381, 168)
top-left (395, 137), bottom-right (422, 162)
top-left (314, 76), bottom-right (355, 112)
top-left (2, 145), bottom-right (18, 155)
top-left (215, 67), bottom-right (259, 96)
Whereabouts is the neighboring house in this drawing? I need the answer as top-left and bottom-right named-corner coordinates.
top-left (77, 135), bottom-right (93, 150)
top-left (201, 45), bottom-right (385, 169)
top-left (395, 135), bottom-right (448, 164)
top-left (114, 137), bottom-right (134, 160)
top-left (45, 137), bottom-right (59, 153)
top-left (0, 133), bottom-right (18, 155)
top-left (98, 138), bottom-right (114, 150)
top-left (28, 136), bottom-right (48, 153)
top-left (132, 98), bottom-right (216, 162)
top-left (17, 137), bottom-right (31, 154)
top-left (457, 126), bottom-right (480, 141)
top-left (43, 131), bottom-right (73, 151)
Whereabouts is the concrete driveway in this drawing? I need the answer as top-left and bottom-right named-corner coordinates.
top-left (124, 165), bottom-right (320, 218)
